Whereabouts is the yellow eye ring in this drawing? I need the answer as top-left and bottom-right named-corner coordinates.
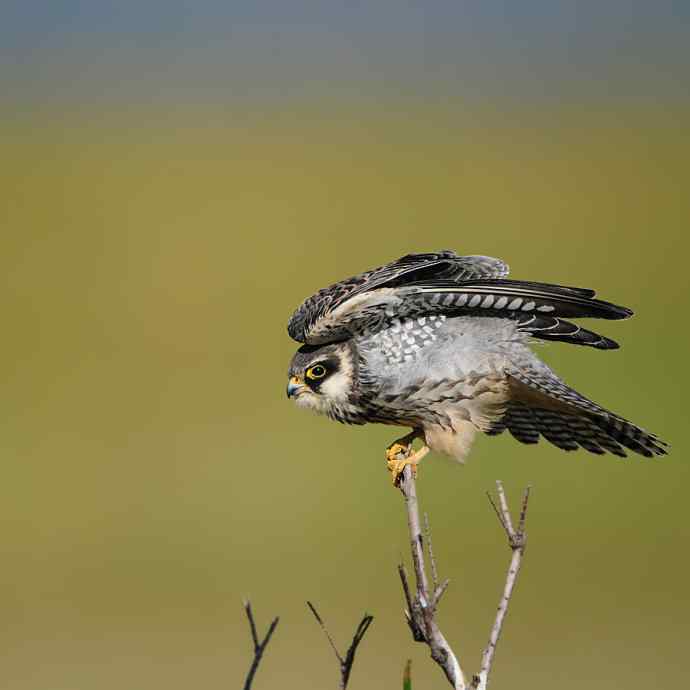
top-left (306, 364), bottom-right (327, 380)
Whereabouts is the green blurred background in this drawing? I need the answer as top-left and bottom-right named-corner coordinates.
top-left (2, 3), bottom-right (689, 689)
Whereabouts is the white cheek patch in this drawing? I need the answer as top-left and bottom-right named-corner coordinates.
top-left (318, 370), bottom-right (350, 401)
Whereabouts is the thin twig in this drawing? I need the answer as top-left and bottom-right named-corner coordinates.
top-left (424, 513), bottom-right (440, 593)
top-left (246, 601), bottom-right (260, 648)
top-left (518, 486), bottom-right (531, 535)
top-left (307, 601), bottom-right (374, 689)
top-left (496, 480), bottom-right (516, 537)
top-left (471, 483), bottom-right (531, 690)
top-left (242, 601), bottom-right (280, 690)
top-left (485, 492), bottom-right (508, 534)
top-left (342, 614), bottom-right (375, 688)
top-left (398, 564), bottom-right (425, 642)
top-left (397, 464), bottom-right (467, 690)
top-left (307, 601), bottom-right (344, 664)
top-left (434, 578), bottom-right (451, 607)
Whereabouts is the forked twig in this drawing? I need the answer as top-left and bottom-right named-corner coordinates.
top-left (471, 482), bottom-right (531, 690)
top-left (242, 601), bottom-right (280, 690)
top-left (397, 464), bottom-right (467, 689)
top-left (396, 462), bottom-right (532, 690)
top-left (307, 601), bottom-right (374, 689)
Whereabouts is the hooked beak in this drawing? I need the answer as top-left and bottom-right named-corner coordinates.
top-left (286, 375), bottom-right (305, 399)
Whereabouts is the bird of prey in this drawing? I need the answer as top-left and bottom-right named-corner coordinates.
top-left (286, 251), bottom-right (667, 483)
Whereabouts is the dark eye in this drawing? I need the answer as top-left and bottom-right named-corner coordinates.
top-left (306, 364), bottom-right (327, 380)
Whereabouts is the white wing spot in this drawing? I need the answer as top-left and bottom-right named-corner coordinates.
top-left (521, 301), bottom-right (536, 311)
top-left (456, 293), bottom-right (468, 307)
top-left (494, 296), bottom-right (508, 309)
top-left (508, 297), bottom-right (523, 310)
top-left (481, 294), bottom-right (495, 308)
top-left (537, 304), bottom-right (555, 312)
top-left (469, 294), bottom-right (482, 308)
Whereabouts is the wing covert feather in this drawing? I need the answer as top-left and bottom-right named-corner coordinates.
top-left (287, 250), bottom-right (508, 343)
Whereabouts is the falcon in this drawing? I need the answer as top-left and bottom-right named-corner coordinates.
top-left (286, 251), bottom-right (667, 483)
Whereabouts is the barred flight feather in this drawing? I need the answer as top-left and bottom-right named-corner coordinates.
top-left (516, 315), bottom-right (620, 349)
top-left (413, 279), bottom-right (632, 321)
top-left (488, 371), bottom-right (668, 458)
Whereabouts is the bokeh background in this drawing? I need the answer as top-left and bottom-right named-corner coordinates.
top-left (2, 2), bottom-right (689, 689)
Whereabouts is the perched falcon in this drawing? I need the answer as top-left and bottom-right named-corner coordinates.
top-left (286, 251), bottom-right (667, 482)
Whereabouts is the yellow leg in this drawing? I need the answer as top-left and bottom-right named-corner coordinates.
top-left (385, 430), bottom-right (429, 486)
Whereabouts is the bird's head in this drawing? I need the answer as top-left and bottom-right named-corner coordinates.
top-left (286, 342), bottom-right (355, 418)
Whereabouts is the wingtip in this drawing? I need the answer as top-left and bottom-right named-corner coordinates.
top-left (599, 339), bottom-right (621, 350)
top-left (591, 302), bottom-right (632, 320)
top-left (592, 334), bottom-right (622, 349)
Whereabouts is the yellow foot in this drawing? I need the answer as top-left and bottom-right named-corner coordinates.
top-left (385, 433), bottom-right (429, 486)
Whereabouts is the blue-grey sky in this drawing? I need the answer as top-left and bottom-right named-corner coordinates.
top-left (3, 1), bottom-right (688, 108)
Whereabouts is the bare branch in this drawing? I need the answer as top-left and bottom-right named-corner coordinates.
top-left (307, 601), bottom-right (374, 689)
top-left (397, 464), bottom-right (467, 690)
top-left (242, 601), bottom-right (280, 690)
top-left (471, 482), bottom-right (532, 690)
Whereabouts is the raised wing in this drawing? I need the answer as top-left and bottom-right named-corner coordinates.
top-left (287, 251), bottom-right (509, 343)
top-left (287, 248), bottom-right (633, 346)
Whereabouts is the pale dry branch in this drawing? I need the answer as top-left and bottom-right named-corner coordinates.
top-left (471, 483), bottom-right (531, 690)
top-left (242, 601), bottom-right (280, 690)
top-left (397, 464), bottom-right (467, 689)
top-left (395, 462), bottom-right (532, 690)
top-left (307, 600), bottom-right (374, 689)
